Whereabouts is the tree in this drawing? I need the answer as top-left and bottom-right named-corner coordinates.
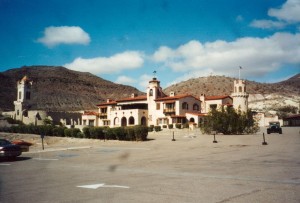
top-left (200, 107), bottom-right (259, 135)
top-left (43, 118), bottom-right (53, 125)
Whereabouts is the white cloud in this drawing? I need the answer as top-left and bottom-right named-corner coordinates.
top-left (64, 51), bottom-right (144, 74)
top-left (250, 20), bottom-right (286, 29)
top-left (37, 26), bottom-right (91, 47)
top-left (115, 75), bottom-right (136, 85)
top-left (268, 0), bottom-right (300, 23)
top-left (250, 0), bottom-right (300, 29)
top-left (151, 32), bottom-right (300, 79)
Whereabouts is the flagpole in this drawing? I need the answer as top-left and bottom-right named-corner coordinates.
top-left (239, 66), bottom-right (242, 80)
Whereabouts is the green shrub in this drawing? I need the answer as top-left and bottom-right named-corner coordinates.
top-left (148, 126), bottom-right (153, 132)
top-left (183, 123), bottom-right (189, 128)
top-left (52, 127), bottom-right (66, 137)
top-left (162, 125), bottom-right (167, 128)
top-left (125, 127), bottom-right (135, 141)
top-left (77, 132), bottom-right (84, 138)
top-left (133, 125), bottom-right (148, 141)
top-left (71, 128), bottom-right (81, 137)
top-left (64, 128), bottom-right (72, 137)
top-left (82, 127), bottom-right (90, 138)
top-left (168, 124), bottom-right (173, 129)
top-left (105, 128), bottom-right (116, 140)
top-left (154, 126), bottom-right (161, 132)
top-left (113, 127), bottom-right (126, 140)
top-left (175, 124), bottom-right (182, 129)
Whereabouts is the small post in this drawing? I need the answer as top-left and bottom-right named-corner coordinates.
top-left (213, 132), bottom-right (218, 143)
top-left (172, 131), bottom-right (176, 141)
top-left (40, 134), bottom-right (45, 150)
top-left (262, 132), bottom-right (268, 145)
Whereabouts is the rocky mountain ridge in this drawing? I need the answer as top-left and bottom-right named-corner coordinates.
top-left (163, 74), bottom-right (300, 112)
top-left (0, 66), bottom-right (299, 113)
top-left (0, 66), bottom-right (143, 111)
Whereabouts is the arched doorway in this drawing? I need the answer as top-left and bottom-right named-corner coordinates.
top-left (121, 117), bottom-right (127, 127)
top-left (189, 117), bottom-right (195, 123)
top-left (141, 116), bottom-right (147, 126)
top-left (129, 116), bottom-right (135, 125)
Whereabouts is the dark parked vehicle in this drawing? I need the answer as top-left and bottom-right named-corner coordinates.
top-left (267, 122), bottom-right (282, 134)
top-left (0, 139), bottom-right (22, 159)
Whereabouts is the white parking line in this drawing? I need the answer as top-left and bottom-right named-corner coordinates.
top-left (77, 183), bottom-right (130, 189)
top-left (100, 147), bottom-right (150, 151)
top-left (33, 158), bottom-right (59, 161)
top-left (0, 163), bottom-right (11, 166)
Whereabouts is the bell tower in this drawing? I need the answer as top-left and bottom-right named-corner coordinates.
top-left (14, 76), bottom-right (33, 121)
top-left (231, 79), bottom-right (249, 113)
top-left (147, 76), bottom-right (164, 126)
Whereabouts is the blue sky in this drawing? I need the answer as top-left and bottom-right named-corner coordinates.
top-left (0, 0), bottom-right (299, 91)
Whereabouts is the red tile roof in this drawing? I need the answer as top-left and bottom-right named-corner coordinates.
top-left (205, 95), bottom-right (232, 100)
top-left (96, 101), bottom-right (117, 106)
top-left (155, 94), bottom-right (200, 102)
top-left (116, 95), bottom-right (147, 102)
top-left (83, 111), bottom-right (98, 116)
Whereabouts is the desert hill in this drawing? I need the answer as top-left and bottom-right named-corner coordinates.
top-left (0, 66), bottom-right (143, 111)
top-left (164, 74), bottom-right (300, 111)
top-left (0, 66), bottom-right (299, 114)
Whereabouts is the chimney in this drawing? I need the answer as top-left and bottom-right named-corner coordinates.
top-left (200, 94), bottom-right (205, 102)
top-left (170, 91), bottom-right (175, 97)
top-left (131, 93), bottom-right (137, 98)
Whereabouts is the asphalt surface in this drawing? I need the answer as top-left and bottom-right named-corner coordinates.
top-left (1, 127), bottom-right (300, 203)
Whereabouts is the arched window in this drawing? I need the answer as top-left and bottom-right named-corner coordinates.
top-left (141, 116), bottom-right (147, 126)
top-left (129, 116), bottom-right (135, 125)
top-left (114, 117), bottom-right (119, 126)
top-left (182, 102), bottom-right (188, 110)
top-left (239, 86), bottom-right (242, 92)
top-left (193, 103), bottom-right (199, 111)
top-left (149, 89), bottom-right (153, 96)
top-left (121, 117), bottom-right (127, 127)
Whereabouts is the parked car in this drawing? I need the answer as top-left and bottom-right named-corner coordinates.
top-left (0, 139), bottom-right (22, 159)
top-left (12, 139), bottom-right (32, 152)
top-left (267, 122), bottom-right (282, 134)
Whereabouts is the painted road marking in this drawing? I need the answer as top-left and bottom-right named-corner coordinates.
top-left (25, 146), bottom-right (91, 154)
top-left (0, 163), bottom-right (11, 166)
top-left (77, 183), bottom-right (130, 189)
top-left (100, 147), bottom-right (150, 151)
top-left (33, 158), bottom-right (59, 161)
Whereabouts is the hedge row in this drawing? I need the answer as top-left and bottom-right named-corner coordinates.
top-left (0, 124), bottom-right (148, 141)
top-left (82, 126), bottom-right (148, 141)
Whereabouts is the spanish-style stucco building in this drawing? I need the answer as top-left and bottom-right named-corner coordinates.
top-left (82, 77), bottom-right (249, 128)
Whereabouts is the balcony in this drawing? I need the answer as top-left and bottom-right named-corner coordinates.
top-left (163, 108), bottom-right (175, 113)
top-left (99, 112), bottom-right (107, 116)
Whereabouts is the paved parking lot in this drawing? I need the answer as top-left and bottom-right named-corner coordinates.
top-left (1, 127), bottom-right (300, 203)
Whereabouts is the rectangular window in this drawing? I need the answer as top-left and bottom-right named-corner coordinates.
top-left (18, 92), bottom-right (21, 100)
top-left (156, 103), bottom-right (160, 110)
top-left (210, 104), bottom-right (217, 110)
top-left (89, 120), bottom-right (95, 126)
top-left (26, 91), bottom-right (31, 100)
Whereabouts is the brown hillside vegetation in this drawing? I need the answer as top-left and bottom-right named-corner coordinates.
top-left (163, 74), bottom-right (300, 97)
top-left (0, 66), bottom-right (143, 111)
